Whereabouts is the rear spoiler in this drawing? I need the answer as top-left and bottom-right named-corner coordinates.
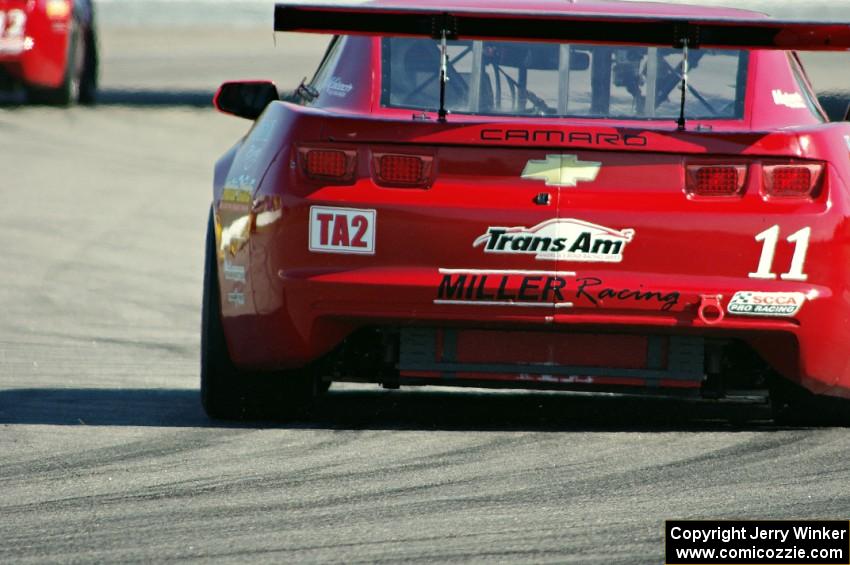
top-left (274, 0), bottom-right (850, 50)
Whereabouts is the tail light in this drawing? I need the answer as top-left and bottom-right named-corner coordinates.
top-left (685, 164), bottom-right (747, 197)
top-left (373, 153), bottom-right (434, 188)
top-left (46, 0), bottom-right (72, 19)
top-left (763, 163), bottom-right (823, 198)
top-left (298, 148), bottom-right (357, 183)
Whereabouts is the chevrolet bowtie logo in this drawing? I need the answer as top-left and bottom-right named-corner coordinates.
top-left (521, 154), bottom-right (602, 187)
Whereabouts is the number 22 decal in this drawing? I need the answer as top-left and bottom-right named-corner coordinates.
top-left (749, 225), bottom-right (811, 281)
top-left (0, 10), bottom-right (26, 39)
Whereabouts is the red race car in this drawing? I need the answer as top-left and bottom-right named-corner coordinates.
top-left (0, 0), bottom-right (97, 105)
top-left (203, 0), bottom-right (850, 423)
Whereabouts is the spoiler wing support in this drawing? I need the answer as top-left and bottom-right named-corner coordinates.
top-left (431, 13), bottom-right (458, 41)
top-left (438, 25), bottom-right (449, 122)
top-left (677, 38), bottom-right (689, 131)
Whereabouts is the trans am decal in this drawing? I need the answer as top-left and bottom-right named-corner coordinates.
top-left (434, 269), bottom-right (679, 311)
top-left (309, 206), bottom-right (376, 255)
top-left (473, 219), bottom-right (634, 263)
top-left (727, 291), bottom-right (806, 317)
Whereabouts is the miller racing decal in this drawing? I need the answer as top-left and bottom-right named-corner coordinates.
top-left (727, 291), bottom-right (806, 317)
top-left (434, 269), bottom-right (679, 311)
top-left (473, 219), bottom-right (634, 263)
top-left (309, 206), bottom-right (376, 255)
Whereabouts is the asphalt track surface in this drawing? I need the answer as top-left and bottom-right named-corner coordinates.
top-left (2, 24), bottom-right (850, 564)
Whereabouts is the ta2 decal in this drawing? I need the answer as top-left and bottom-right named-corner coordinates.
top-left (473, 219), bottom-right (634, 263)
top-left (309, 206), bottom-right (376, 255)
top-left (727, 291), bottom-right (806, 317)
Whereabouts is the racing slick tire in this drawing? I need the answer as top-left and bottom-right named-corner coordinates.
top-left (77, 26), bottom-right (98, 105)
top-left (27, 19), bottom-right (96, 106)
top-left (770, 377), bottom-right (850, 427)
top-left (201, 209), bottom-right (324, 421)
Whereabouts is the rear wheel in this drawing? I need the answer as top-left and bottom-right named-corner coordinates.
top-left (201, 209), bottom-right (323, 420)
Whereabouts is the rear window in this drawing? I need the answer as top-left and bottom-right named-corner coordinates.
top-left (381, 38), bottom-right (748, 120)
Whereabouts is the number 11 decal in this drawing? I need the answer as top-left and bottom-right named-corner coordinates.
top-left (749, 225), bottom-right (811, 281)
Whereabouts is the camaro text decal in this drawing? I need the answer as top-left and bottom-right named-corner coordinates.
top-left (480, 128), bottom-right (648, 146)
top-left (473, 219), bottom-right (634, 263)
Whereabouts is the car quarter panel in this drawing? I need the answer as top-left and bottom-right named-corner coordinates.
top-left (0, 0), bottom-right (77, 88)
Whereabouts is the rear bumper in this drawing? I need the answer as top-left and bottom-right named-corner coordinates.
top-left (0, 45), bottom-right (66, 89)
top-left (221, 260), bottom-right (849, 398)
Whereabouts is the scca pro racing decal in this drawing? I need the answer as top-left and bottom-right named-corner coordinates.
top-left (473, 219), bottom-right (634, 263)
top-left (727, 291), bottom-right (806, 317)
top-left (309, 206), bottom-right (376, 255)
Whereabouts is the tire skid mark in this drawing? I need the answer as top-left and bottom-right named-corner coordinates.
top-left (283, 433), bottom-right (539, 483)
top-left (0, 429), bottom-right (254, 481)
top-left (568, 430), bottom-right (818, 494)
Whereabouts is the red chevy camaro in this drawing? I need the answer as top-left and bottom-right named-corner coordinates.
top-left (203, 0), bottom-right (850, 423)
top-left (0, 0), bottom-right (97, 105)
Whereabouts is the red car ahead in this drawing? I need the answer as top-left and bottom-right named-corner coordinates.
top-left (204, 0), bottom-right (850, 423)
top-left (0, 0), bottom-right (97, 105)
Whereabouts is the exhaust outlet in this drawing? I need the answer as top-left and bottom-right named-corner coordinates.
top-left (698, 294), bottom-right (725, 325)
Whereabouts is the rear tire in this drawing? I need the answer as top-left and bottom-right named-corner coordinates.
top-left (771, 377), bottom-right (850, 426)
top-left (78, 28), bottom-right (98, 105)
top-left (201, 209), bottom-right (323, 420)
